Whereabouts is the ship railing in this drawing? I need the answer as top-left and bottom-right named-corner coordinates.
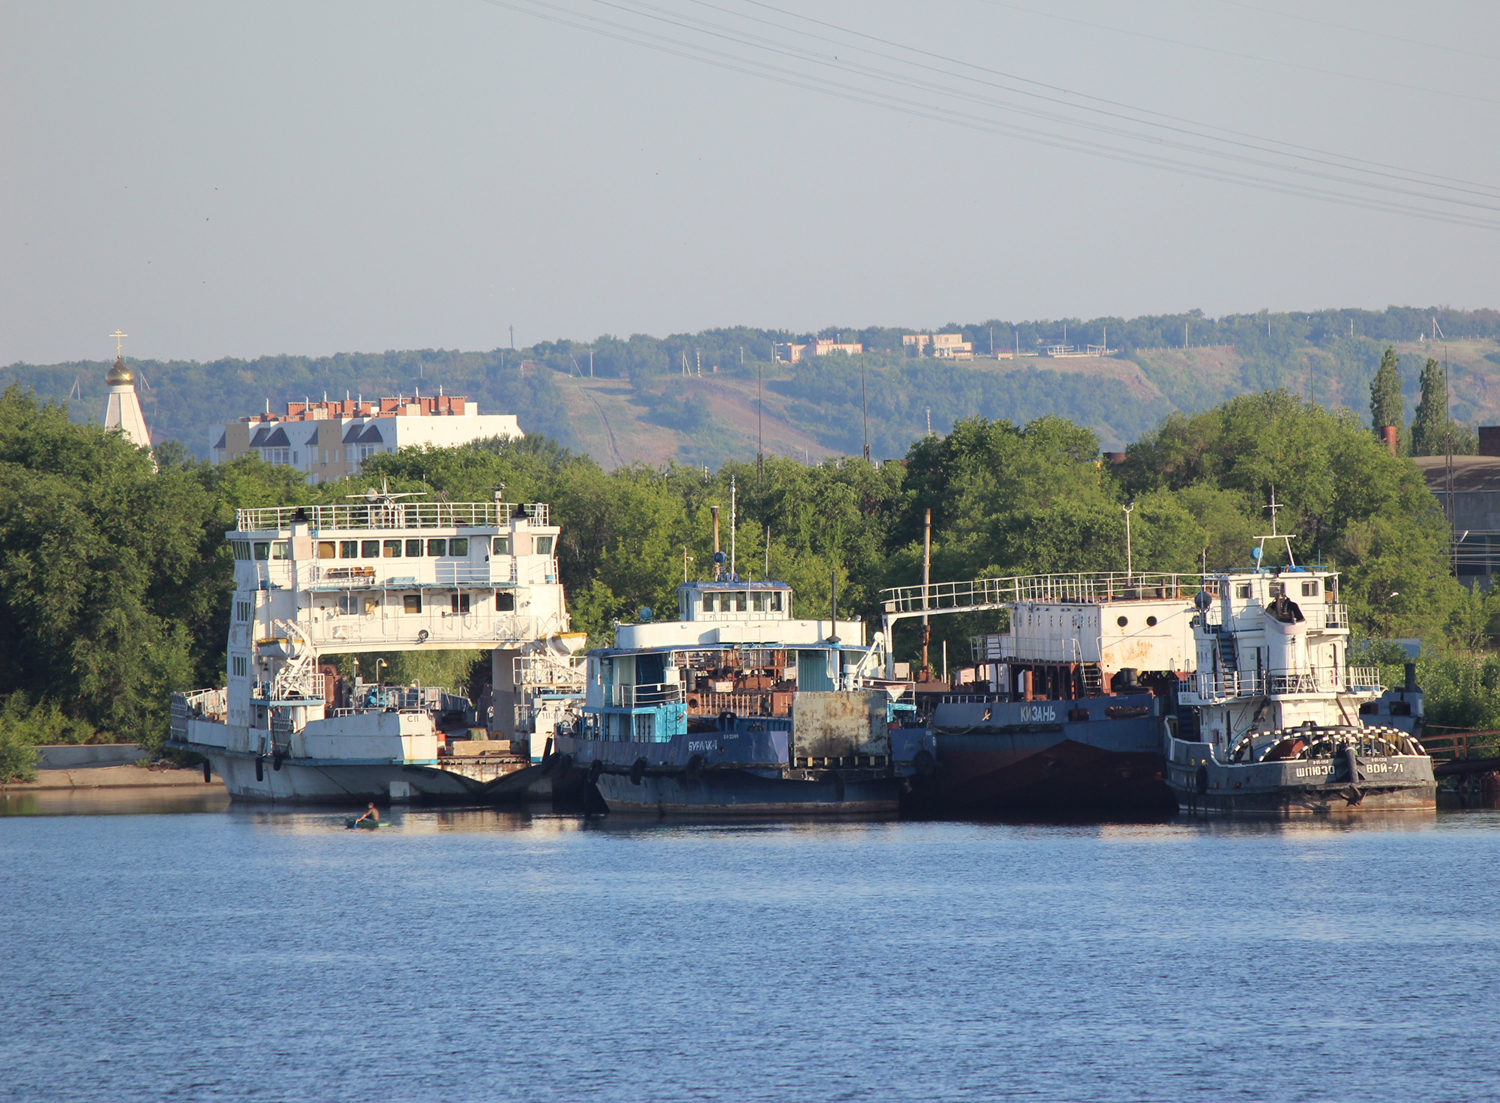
top-left (253, 672), bottom-right (329, 703)
top-left (170, 689), bottom-right (228, 740)
top-left (435, 562), bottom-right (495, 586)
top-left (883, 572), bottom-right (1208, 614)
top-left (1185, 666), bottom-right (1383, 701)
top-left (1198, 603), bottom-right (1350, 632)
top-left (304, 562), bottom-right (515, 588)
top-left (235, 501), bottom-right (551, 533)
top-left (608, 682), bottom-right (684, 708)
top-left (510, 556), bottom-right (560, 586)
top-left (1302, 603), bottom-right (1350, 631)
top-left (309, 612), bottom-right (564, 647)
top-left (514, 653), bottom-right (587, 690)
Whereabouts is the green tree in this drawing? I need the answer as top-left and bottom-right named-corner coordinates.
top-left (1410, 356), bottom-right (1479, 457)
top-left (1369, 345), bottom-right (1404, 451)
top-left (1410, 357), bottom-right (1447, 457)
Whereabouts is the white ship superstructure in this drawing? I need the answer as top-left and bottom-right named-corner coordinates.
top-left (170, 489), bottom-right (574, 802)
top-left (1165, 555), bottom-right (1434, 813)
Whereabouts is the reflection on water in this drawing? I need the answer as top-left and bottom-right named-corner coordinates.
top-left (0, 788), bottom-right (232, 817)
top-left (4, 794), bottom-right (1500, 1102)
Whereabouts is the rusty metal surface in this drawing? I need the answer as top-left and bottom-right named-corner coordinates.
top-left (792, 691), bottom-right (890, 758)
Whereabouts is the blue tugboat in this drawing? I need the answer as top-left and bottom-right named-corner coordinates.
top-left (547, 577), bottom-right (933, 814)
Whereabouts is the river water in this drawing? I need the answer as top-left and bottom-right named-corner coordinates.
top-left (4, 796), bottom-right (1499, 1102)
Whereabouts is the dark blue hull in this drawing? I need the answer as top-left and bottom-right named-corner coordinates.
top-left (550, 726), bottom-right (932, 815)
top-left (909, 693), bottom-right (1176, 817)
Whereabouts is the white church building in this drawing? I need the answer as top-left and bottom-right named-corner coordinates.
top-left (102, 339), bottom-right (154, 454)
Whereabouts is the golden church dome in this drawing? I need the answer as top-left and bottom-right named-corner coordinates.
top-left (106, 356), bottom-right (133, 386)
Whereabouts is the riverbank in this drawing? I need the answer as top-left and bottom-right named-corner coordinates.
top-left (2, 743), bottom-right (221, 793)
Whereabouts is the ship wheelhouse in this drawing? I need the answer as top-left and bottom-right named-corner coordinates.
top-left (571, 578), bottom-right (903, 755)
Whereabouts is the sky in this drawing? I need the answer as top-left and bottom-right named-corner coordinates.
top-left (3, 0), bottom-right (1499, 365)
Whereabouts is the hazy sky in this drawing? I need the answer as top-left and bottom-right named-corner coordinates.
top-left (4, 0), bottom-right (1498, 365)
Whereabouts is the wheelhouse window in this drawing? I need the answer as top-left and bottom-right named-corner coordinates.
top-left (427, 538), bottom-right (447, 557)
top-left (403, 594), bottom-right (422, 614)
top-left (383, 540), bottom-right (402, 558)
top-left (735, 591), bottom-right (747, 612)
top-left (253, 542), bottom-right (270, 561)
top-left (535, 536), bottom-right (555, 555)
top-left (270, 541), bottom-right (290, 560)
top-left (492, 537), bottom-right (511, 555)
top-left (1235, 584), bottom-right (1251, 598)
top-left (1301, 581), bottom-right (1319, 597)
top-left (232, 541), bottom-right (251, 561)
top-left (450, 538), bottom-right (469, 556)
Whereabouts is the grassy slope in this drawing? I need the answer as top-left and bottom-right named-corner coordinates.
top-left (8, 338), bottom-right (1500, 469)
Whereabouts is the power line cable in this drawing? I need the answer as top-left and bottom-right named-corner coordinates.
top-left (976, 0), bottom-right (1500, 107)
top-left (1213, 0), bottom-right (1500, 65)
top-left (474, 0), bottom-right (1500, 229)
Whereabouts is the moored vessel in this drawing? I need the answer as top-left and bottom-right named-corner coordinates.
top-left (890, 572), bottom-right (1199, 817)
top-left (1164, 548), bottom-right (1435, 815)
top-left (169, 486), bottom-right (576, 803)
top-left (549, 576), bottom-right (933, 814)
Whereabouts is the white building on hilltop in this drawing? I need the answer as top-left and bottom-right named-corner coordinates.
top-left (211, 393), bottom-right (523, 483)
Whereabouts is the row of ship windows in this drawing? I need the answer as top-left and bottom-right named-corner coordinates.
top-left (230, 536), bottom-right (554, 561)
top-left (1233, 581), bottom-right (1320, 599)
top-left (234, 592), bottom-right (516, 621)
top-left (702, 591), bottom-right (783, 612)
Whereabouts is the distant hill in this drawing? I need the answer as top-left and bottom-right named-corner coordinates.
top-left (6, 307), bottom-right (1500, 466)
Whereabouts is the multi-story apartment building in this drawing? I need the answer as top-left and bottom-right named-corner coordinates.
top-left (210, 393), bottom-right (523, 482)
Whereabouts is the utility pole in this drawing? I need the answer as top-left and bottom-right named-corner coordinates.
top-left (861, 358), bottom-right (870, 461)
top-left (1445, 344), bottom-right (1456, 575)
top-left (921, 507), bottom-right (932, 680)
top-left (1123, 500), bottom-right (1136, 579)
top-left (757, 355), bottom-right (764, 488)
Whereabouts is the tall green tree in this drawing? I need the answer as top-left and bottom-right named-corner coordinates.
top-left (1410, 356), bottom-right (1478, 456)
top-left (1368, 345), bottom-right (1404, 450)
top-left (1410, 357), bottom-right (1447, 457)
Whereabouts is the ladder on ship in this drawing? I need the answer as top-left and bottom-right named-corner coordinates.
top-left (1078, 664), bottom-right (1103, 697)
top-left (1218, 633), bottom-right (1238, 675)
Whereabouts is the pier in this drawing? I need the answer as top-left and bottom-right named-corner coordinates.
top-left (1422, 729), bottom-right (1500, 805)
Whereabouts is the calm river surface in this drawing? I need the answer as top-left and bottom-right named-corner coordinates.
top-left (4, 796), bottom-right (1499, 1102)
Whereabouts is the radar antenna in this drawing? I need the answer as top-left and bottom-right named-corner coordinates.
top-left (1253, 488), bottom-right (1298, 569)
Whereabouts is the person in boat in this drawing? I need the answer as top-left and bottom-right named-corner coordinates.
top-left (355, 802), bottom-right (380, 824)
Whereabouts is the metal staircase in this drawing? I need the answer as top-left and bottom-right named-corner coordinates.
top-left (1218, 633), bottom-right (1238, 676)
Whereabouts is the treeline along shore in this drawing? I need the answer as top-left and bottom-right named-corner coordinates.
top-left (3, 379), bottom-right (1500, 782)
